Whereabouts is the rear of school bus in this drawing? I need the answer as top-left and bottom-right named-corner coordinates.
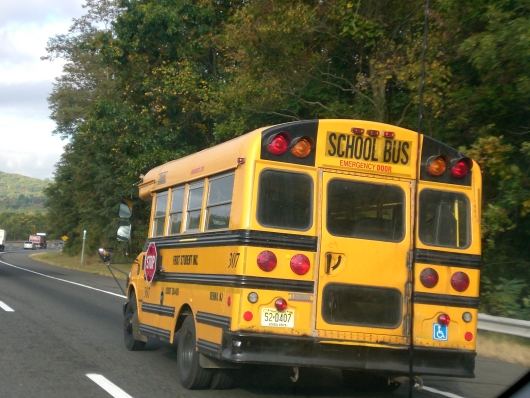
top-left (133, 119), bottom-right (480, 389)
top-left (217, 119), bottom-right (481, 382)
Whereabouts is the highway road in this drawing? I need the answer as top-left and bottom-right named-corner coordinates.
top-left (0, 245), bottom-right (528, 398)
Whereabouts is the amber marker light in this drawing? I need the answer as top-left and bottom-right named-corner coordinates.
top-left (290, 136), bottom-right (314, 159)
top-left (426, 155), bottom-right (448, 176)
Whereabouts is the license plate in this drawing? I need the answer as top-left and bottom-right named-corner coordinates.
top-left (261, 308), bottom-right (295, 328)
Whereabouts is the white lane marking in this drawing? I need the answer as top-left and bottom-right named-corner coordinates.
top-left (87, 374), bottom-right (133, 398)
top-left (0, 301), bottom-right (14, 312)
top-left (0, 260), bottom-right (126, 298)
top-left (423, 385), bottom-right (465, 398)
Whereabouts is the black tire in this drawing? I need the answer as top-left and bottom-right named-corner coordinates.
top-left (177, 315), bottom-right (212, 389)
top-left (123, 293), bottom-right (146, 351)
top-left (210, 369), bottom-right (236, 390)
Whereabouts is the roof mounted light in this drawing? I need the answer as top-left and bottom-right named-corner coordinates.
top-left (290, 136), bottom-right (314, 159)
top-left (367, 130), bottom-right (380, 137)
top-left (352, 128), bottom-right (364, 135)
top-left (426, 155), bottom-right (449, 176)
top-left (449, 158), bottom-right (473, 179)
top-left (267, 132), bottom-right (291, 155)
top-left (383, 131), bottom-right (395, 138)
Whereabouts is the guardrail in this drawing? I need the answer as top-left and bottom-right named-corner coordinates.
top-left (478, 313), bottom-right (530, 339)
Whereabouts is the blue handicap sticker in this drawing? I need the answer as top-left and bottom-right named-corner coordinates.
top-left (433, 323), bottom-right (448, 341)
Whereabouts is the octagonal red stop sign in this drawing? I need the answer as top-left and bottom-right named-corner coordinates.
top-left (144, 242), bottom-right (157, 283)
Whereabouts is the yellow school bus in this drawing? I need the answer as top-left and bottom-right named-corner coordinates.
top-left (119, 119), bottom-right (481, 390)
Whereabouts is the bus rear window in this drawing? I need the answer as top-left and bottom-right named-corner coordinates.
top-left (419, 190), bottom-right (470, 248)
top-left (327, 180), bottom-right (405, 242)
top-left (257, 170), bottom-right (312, 230)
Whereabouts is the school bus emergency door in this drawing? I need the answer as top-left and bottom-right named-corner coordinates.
top-left (316, 172), bottom-right (412, 348)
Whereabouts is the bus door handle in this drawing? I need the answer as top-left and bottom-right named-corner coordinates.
top-left (326, 253), bottom-right (342, 274)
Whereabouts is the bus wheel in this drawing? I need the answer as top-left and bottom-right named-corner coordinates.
top-left (177, 315), bottom-right (212, 389)
top-left (123, 293), bottom-right (146, 351)
top-left (210, 369), bottom-right (236, 390)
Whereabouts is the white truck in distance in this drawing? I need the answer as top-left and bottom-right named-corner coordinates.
top-left (0, 229), bottom-right (5, 251)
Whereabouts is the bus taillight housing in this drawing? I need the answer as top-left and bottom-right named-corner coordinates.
top-left (257, 250), bottom-right (277, 271)
top-left (426, 155), bottom-right (448, 176)
top-left (290, 254), bottom-right (310, 275)
top-left (451, 271), bottom-right (470, 292)
top-left (449, 158), bottom-right (472, 179)
top-left (267, 132), bottom-right (291, 155)
top-left (290, 136), bottom-right (314, 159)
top-left (419, 268), bottom-right (439, 288)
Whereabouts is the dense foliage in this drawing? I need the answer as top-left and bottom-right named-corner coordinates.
top-left (43, 0), bottom-right (530, 318)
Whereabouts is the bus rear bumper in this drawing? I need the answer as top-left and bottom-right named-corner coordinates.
top-left (220, 331), bottom-right (475, 378)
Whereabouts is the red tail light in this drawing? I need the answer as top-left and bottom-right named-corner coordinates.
top-left (275, 298), bottom-right (287, 311)
top-left (465, 332), bottom-right (473, 341)
top-left (449, 159), bottom-right (470, 178)
top-left (290, 254), bottom-right (310, 275)
top-left (451, 271), bottom-right (470, 292)
top-left (257, 250), bottom-right (277, 272)
top-left (438, 313), bottom-right (450, 326)
top-left (267, 132), bottom-right (290, 155)
top-left (419, 268), bottom-right (439, 288)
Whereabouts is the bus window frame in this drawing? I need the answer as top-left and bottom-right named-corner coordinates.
top-left (152, 190), bottom-right (169, 237)
top-left (204, 172), bottom-right (235, 231)
top-left (256, 168), bottom-right (314, 232)
top-left (168, 185), bottom-right (186, 235)
top-left (418, 188), bottom-right (471, 249)
top-left (184, 181), bottom-right (205, 233)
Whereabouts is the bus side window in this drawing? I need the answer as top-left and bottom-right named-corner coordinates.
top-left (153, 191), bottom-right (168, 237)
top-left (185, 183), bottom-right (204, 232)
top-left (169, 187), bottom-right (185, 234)
top-left (205, 173), bottom-right (234, 231)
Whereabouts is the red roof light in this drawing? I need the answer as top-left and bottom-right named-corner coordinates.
top-left (267, 132), bottom-right (291, 155)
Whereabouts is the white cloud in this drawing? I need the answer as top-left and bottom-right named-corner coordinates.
top-left (0, 0), bottom-right (85, 180)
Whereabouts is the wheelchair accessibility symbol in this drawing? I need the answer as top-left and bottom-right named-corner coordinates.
top-left (433, 324), bottom-right (448, 341)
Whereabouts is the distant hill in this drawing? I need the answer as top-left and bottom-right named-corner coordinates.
top-left (0, 171), bottom-right (50, 212)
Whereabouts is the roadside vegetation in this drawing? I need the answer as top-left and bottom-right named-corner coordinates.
top-left (33, 0), bottom-right (530, 320)
top-left (30, 251), bottom-right (131, 280)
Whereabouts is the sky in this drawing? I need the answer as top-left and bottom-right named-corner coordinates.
top-left (0, 0), bottom-right (86, 180)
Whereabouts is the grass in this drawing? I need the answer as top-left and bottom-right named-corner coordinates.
top-left (29, 251), bottom-right (530, 368)
top-left (477, 331), bottom-right (530, 367)
top-left (30, 251), bottom-right (133, 280)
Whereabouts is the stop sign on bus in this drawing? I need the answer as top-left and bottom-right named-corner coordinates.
top-left (144, 242), bottom-right (157, 283)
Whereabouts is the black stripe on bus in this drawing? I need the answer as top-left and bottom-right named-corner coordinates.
top-left (415, 249), bottom-right (482, 269)
top-left (156, 273), bottom-right (314, 293)
top-left (196, 312), bottom-right (231, 330)
top-left (197, 339), bottom-right (222, 358)
top-left (413, 292), bottom-right (479, 309)
top-left (139, 324), bottom-right (171, 342)
top-left (141, 302), bottom-right (175, 317)
top-left (145, 229), bottom-right (318, 252)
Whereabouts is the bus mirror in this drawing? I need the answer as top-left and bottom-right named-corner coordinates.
top-left (119, 198), bottom-right (133, 219)
top-left (98, 248), bottom-right (113, 263)
top-left (117, 221), bottom-right (132, 242)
